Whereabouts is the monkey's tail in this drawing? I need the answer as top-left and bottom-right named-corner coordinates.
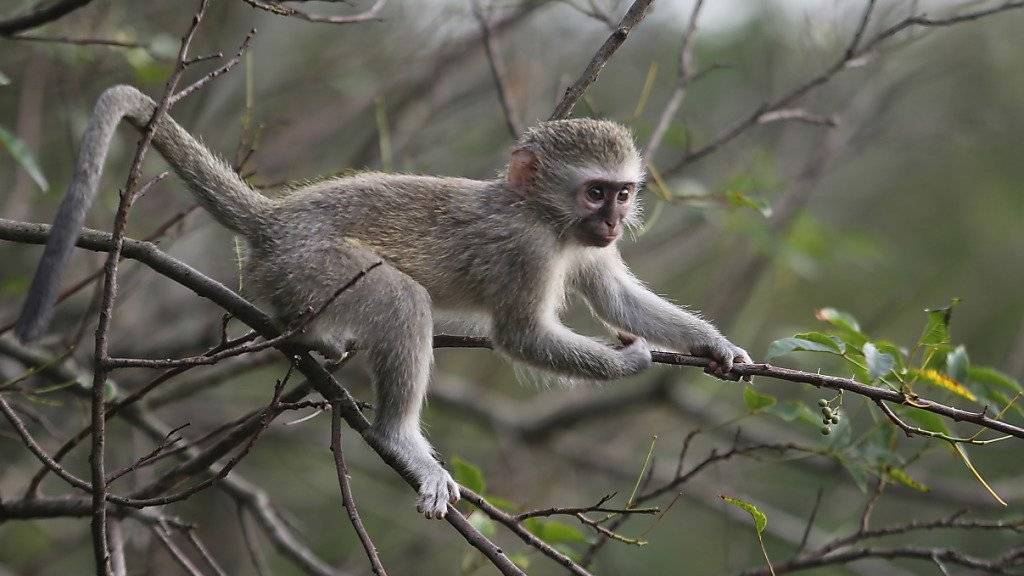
top-left (16, 85), bottom-right (272, 342)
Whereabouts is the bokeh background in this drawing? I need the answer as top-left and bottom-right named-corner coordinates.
top-left (1, 0), bottom-right (1023, 574)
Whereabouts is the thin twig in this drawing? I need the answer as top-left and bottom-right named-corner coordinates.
top-left (0, 0), bottom-right (95, 35)
top-left (152, 522), bottom-right (207, 576)
top-left (664, 0), bottom-right (1024, 176)
top-left (172, 28), bottom-right (257, 106)
top-left (87, 2), bottom-right (210, 567)
top-left (239, 0), bottom-right (386, 24)
top-left (549, 0), bottom-right (654, 119)
top-left (473, 0), bottom-right (522, 138)
top-left (330, 403), bottom-right (388, 576)
top-left (644, 0), bottom-right (705, 158)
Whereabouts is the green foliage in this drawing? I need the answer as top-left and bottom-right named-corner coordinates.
top-left (720, 495), bottom-right (766, 534)
top-left (523, 518), bottom-right (589, 546)
top-left (0, 125), bottom-right (49, 192)
top-left (884, 466), bottom-right (929, 493)
top-left (743, 384), bottom-right (777, 413)
top-left (863, 342), bottom-right (895, 380)
top-left (451, 457), bottom-right (485, 494)
top-left (765, 332), bottom-right (844, 360)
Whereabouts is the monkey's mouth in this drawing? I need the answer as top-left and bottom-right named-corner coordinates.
top-left (590, 230), bottom-right (620, 247)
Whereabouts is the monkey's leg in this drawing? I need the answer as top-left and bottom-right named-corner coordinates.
top-left (352, 271), bottom-right (460, 519)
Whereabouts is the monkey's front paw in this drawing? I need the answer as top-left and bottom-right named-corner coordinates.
top-left (416, 468), bottom-right (461, 520)
top-left (618, 335), bottom-right (653, 376)
top-left (695, 338), bottom-right (753, 381)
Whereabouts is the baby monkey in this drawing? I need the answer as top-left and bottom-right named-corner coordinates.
top-left (16, 85), bottom-right (752, 519)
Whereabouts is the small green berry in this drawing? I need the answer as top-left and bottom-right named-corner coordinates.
top-left (822, 417), bottom-right (831, 425)
top-left (820, 426), bottom-right (831, 435)
top-left (818, 399), bottom-right (828, 407)
top-left (831, 415), bottom-right (840, 424)
top-left (822, 407), bottom-right (834, 418)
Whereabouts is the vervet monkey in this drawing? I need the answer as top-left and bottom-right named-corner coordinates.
top-left (16, 85), bottom-right (752, 519)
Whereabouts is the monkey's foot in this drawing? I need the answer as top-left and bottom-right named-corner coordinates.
top-left (416, 467), bottom-right (460, 519)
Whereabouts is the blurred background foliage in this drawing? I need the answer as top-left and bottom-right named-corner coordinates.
top-left (1, 0), bottom-right (1023, 574)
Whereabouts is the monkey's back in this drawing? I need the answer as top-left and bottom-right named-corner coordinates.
top-left (259, 173), bottom-right (544, 313)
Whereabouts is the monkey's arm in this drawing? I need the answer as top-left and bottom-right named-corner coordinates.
top-left (490, 303), bottom-right (651, 380)
top-left (574, 251), bottom-right (752, 371)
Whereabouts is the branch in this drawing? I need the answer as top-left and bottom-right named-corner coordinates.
top-left (330, 403), bottom-right (388, 576)
top-left (0, 218), bottom-right (523, 576)
top-left (85, 3), bottom-right (211, 571)
top-left (433, 334), bottom-right (1024, 440)
top-left (0, 0), bottom-right (94, 35)
top-left (549, 0), bottom-right (654, 119)
top-left (643, 0), bottom-right (705, 158)
top-left (663, 0), bottom-right (1024, 176)
top-left (473, 0), bottom-right (522, 138)
top-left (239, 0), bottom-right (386, 24)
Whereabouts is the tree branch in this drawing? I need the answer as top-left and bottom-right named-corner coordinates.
top-left (549, 0), bottom-right (654, 119)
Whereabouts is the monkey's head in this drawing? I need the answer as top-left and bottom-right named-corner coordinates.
top-left (506, 118), bottom-right (644, 248)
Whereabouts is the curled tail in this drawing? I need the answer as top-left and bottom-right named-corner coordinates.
top-left (16, 85), bottom-right (271, 341)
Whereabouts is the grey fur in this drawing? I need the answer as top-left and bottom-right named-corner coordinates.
top-left (17, 86), bottom-right (751, 519)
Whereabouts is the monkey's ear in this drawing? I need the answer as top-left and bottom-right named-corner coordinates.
top-left (507, 148), bottom-right (538, 194)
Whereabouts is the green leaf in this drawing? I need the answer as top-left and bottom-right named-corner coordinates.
top-left (0, 125), bottom-right (48, 192)
top-left (884, 466), bottom-right (929, 493)
top-left (968, 366), bottom-right (1022, 394)
top-left (720, 495), bottom-right (767, 534)
top-left (726, 188), bottom-right (772, 217)
top-left (484, 496), bottom-right (519, 513)
top-left (815, 307), bottom-right (867, 347)
top-left (918, 299), bottom-right (959, 349)
top-left (450, 457), bottom-right (485, 494)
top-left (863, 342), bottom-right (895, 380)
top-left (946, 345), bottom-right (969, 383)
top-left (898, 406), bottom-right (951, 435)
top-left (743, 385), bottom-right (777, 413)
top-left (765, 400), bottom-right (819, 426)
top-left (766, 333), bottom-right (845, 360)
top-left (467, 510), bottom-right (496, 537)
top-left (523, 518), bottom-right (588, 545)
top-left (508, 553), bottom-right (531, 570)
top-left (872, 340), bottom-right (907, 373)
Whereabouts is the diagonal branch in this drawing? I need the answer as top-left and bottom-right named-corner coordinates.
top-left (239, 0), bottom-right (386, 24)
top-left (0, 0), bottom-right (94, 35)
top-left (549, 0), bottom-right (655, 120)
top-left (330, 403), bottom-right (388, 576)
top-left (0, 218), bottom-right (524, 576)
top-left (663, 0), bottom-right (1024, 176)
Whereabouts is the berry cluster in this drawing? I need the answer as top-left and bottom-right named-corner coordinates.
top-left (817, 392), bottom-right (843, 435)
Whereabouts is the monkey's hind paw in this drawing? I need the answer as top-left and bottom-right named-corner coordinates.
top-left (416, 468), bottom-right (461, 520)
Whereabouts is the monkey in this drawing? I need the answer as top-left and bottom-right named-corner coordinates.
top-left (15, 85), bottom-right (753, 519)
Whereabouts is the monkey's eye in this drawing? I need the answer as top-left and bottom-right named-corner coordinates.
top-left (617, 188), bottom-right (630, 202)
top-left (586, 186), bottom-right (604, 202)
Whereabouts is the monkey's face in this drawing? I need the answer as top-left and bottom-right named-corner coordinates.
top-left (572, 180), bottom-right (637, 247)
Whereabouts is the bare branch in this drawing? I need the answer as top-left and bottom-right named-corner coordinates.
top-left (434, 333), bottom-right (1024, 441)
top-left (643, 0), bottom-right (705, 158)
top-left (87, 3), bottom-right (211, 570)
top-left (330, 404), bottom-right (388, 576)
top-left (473, 0), bottom-right (522, 138)
top-left (239, 0), bottom-right (386, 24)
top-left (664, 0), bottom-right (1024, 176)
top-left (549, 0), bottom-right (654, 119)
top-left (152, 523), bottom-right (207, 576)
top-left (172, 28), bottom-right (257, 106)
top-left (0, 0), bottom-right (95, 36)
